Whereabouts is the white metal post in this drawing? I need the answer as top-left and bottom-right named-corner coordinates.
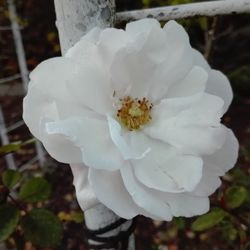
top-left (54, 0), bottom-right (116, 55)
top-left (0, 107), bottom-right (16, 170)
top-left (117, 0), bottom-right (250, 22)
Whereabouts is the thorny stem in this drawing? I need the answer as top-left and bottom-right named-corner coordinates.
top-left (211, 200), bottom-right (249, 228)
top-left (204, 17), bottom-right (218, 60)
top-left (228, 209), bottom-right (250, 228)
top-left (0, 186), bottom-right (27, 213)
top-left (7, 192), bottom-right (27, 213)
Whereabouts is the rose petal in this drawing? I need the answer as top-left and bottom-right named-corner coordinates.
top-left (203, 127), bottom-right (239, 176)
top-left (145, 93), bottom-right (226, 155)
top-left (66, 62), bottom-right (113, 115)
top-left (70, 164), bottom-right (99, 211)
top-left (133, 138), bottom-right (203, 192)
top-left (192, 127), bottom-right (238, 196)
top-left (98, 28), bottom-right (131, 69)
top-left (110, 39), bottom-right (158, 99)
top-left (192, 49), bottom-right (233, 113)
top-left (23, 80), bottom-right (85, 164)
top-left (107, 116), bottom-right (151, 160)
top-left (23, 83), bottom-right (59, 140)
top-left (41, 129), bottom-right (82, 164)
top-left (66, 27), bottom-right (102, 64)
top-left (125, 18), bottom-right (161, 35)
top-left (193, 49), bottom-right (210, 71)
top-left (167, 66), bottom-right (208, 98)
top-left (120, 163), bottom-right (173, 221)
top-left (29, 57), bottom-right (78, 103)
top-left (88, 168), bottom-right (141, 219)
top-left (192, 168), bottom-right (222, 196)
top-left (28, 56), bottom-right (112, 116)
top-left (148, 20), bottom-right (194, 102)
top-left (206, 70), bottom-right (233, 113)
top-left (111, 19), bottom-right (168, 99)
top-left (162, 193), bottom-right (210, 217)
top-left (45, 116), bottom-right (123, 170)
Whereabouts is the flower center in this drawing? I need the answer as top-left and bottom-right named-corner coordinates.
top-left (116, 96), bottom-right (152, 131)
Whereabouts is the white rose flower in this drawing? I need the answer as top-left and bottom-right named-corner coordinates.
top-left (23, 19), bottom-right (239, 221)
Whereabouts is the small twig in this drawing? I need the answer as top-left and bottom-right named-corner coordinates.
top-left (204, 17), bottom-right (218, 60)
top-left (229, 210), bottom-right (250, 228)
top-left (7, 192), bottom-right (27, 213)
top-left (211, 201), bottom-right (249, 228)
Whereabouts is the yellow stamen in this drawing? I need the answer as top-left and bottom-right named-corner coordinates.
top-left (116, 96), bottom-right (152, 131)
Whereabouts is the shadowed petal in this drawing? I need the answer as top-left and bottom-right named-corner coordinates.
top-left (120, 163), bottom-right (173, 221)
top-left (45, 116), bottom-right (123, 170)
top-left (89, 168), bottom-right (140, 219)
top-left (133, 138), bottom-right (203, 192)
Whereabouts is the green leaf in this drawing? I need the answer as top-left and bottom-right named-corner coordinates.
top-left (197, 17), bottom-right (208, 31)
top-left (21, 208), bottom-right (63, 247)
top-left (173, 217), bottom-right (185, 230)
top-left (0, 142), bottom-right (21, 154)
top-left (169, 0), bottom-right (193, 5)
top-left (225, 186), bottom-right (247, 209)
top-left (246, 190), bottom-right (250, 204)
top-left (0, 139), bottom-right (36, 155)
top-left (221, 221), bottom-right (238, 242)
top-left (2, 170), bottom-right (21, 189)
top-left (142, 0), bottom-right (150, 7)
top-left (191, 208), bottom-right (227, 232)
top-left (229, 66), bottom-right (250, 93)
top-left (0, 204), bottom-right (19, 241)
top-left (70, 211), bottom-right (84, 223)
top-left (226, 227), bottom-right (238, 241)
top-left (230, 167), bottom-right (250, 186)
top-left (19, 177), bottom-right (51, 203)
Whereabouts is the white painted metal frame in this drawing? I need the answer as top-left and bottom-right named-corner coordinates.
top-left (117, 0), bottom-right (250, 22)
top-left (0, 107), bottom-right (16, 170)
top-left (7, 0), bottom-right (46, 167)
top-left (0, 74), bottom-right (21, 84)
top-left (0, 0), bottom-right (46, 171)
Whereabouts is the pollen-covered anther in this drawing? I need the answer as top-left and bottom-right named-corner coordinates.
top-left (116, 96), bottom-right (152, 131)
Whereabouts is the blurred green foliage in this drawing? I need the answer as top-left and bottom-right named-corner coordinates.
top-left (0, 142), bottom-right (85, 248)
top-left (21, 208), bottom-right (63, 247)
top-left (0, 204), bottom-right (19, 241)
top-left (19, 177), bottom-right (51, 203)
top-left (191, 208), bottom-right (227, 232)
top-left (0, 168), bottom-right (63, 247)
top-left (2, 170), bottom-right (21, 189)
top-left (225, 186), bottom-right (248, 209)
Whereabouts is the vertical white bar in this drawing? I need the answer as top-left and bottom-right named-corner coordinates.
top-left (7, 0), bottom-right (46, 167)
top-left (0, 107), bottom-right (16, 170)
top-left (54, 0), bottom-right (116, 55)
